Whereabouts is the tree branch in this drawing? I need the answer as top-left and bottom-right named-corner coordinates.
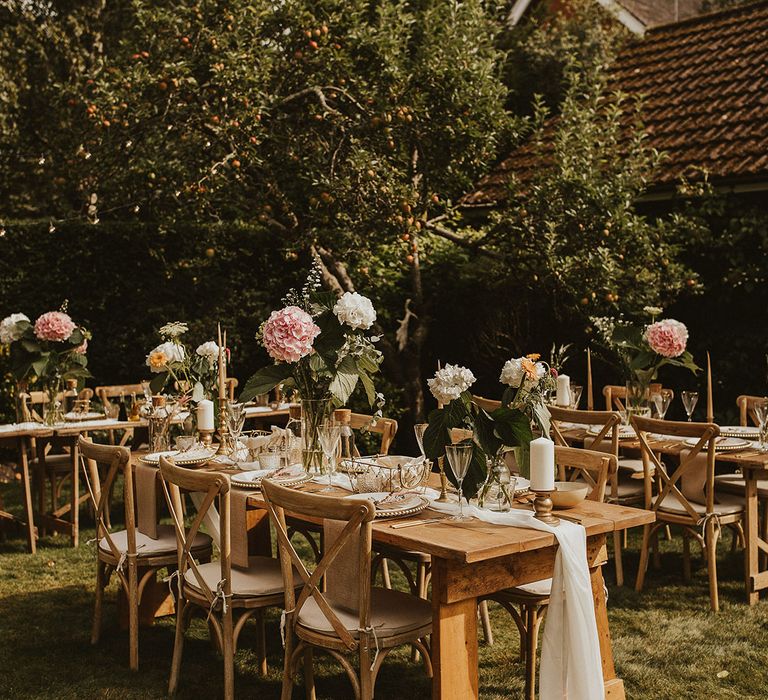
top-left (424, 219), bottom-right (503, 260)
top-left (278, 85), bottom-right (368, 115)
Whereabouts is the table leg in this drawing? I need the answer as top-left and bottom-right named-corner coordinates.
top-left (744, 474), bottom-right (760, 605)
top-left (18, 437), bottom-right (36, 554)
top-left (590, 562), bottom-right (626, 699)
top-left (70, 441), bottom-right (79, 547)
top-left (431, 558), bottom-right (479, 700)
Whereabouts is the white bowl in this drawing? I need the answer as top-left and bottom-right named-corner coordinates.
top-left (551, 482), bottom-right (588, 509)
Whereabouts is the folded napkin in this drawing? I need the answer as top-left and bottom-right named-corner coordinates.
top-left (134, 462), bottom-right (159, 539)
top-left (427, 500), bottom-right (603, 700)
top-left (311, 473), bottom-right (354, 490)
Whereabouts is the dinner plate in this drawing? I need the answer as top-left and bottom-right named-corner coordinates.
top-left (556, 422), bottom-right (592, 431)
top-left (346, 491), bottom-right (429, 519)
top-left (719, 425), bottom-right (760, 440)
top-left (682, 436), bottom-right (751, 452)
top-left (587, 424), bottom-right (636, 439)
top-left (139, 448), bottom-right (217, 466)
top-left (231, 467), bottom-right (310, 489)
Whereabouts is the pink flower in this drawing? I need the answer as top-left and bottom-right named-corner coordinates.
top-left (74, 338), bottom-right (88, 355)
top-left (262, 306), bottom-right (320, 363)
top-left (645, 319), bottom-right (688, 358)
top-left (34, 311), bottom-right (76, 342)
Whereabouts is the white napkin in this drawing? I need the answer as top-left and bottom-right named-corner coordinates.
top-left (427, 500), bottom-right (604, 700)
top-left (311, 473), bottom-right (354, 490)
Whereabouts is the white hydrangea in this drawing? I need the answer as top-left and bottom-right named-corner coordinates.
top-left (500, 357), bottom-right (546, 389)
top-left (0, 313), bottom-right (29, 345)
top-left (427, 363), bottom-right (476, 405)
top-left (195, 340), bottom-right (221, 367)
top-left (146, 341), bottom-right (186, 372)
top-left (333, 292), bottom-right (377, 330)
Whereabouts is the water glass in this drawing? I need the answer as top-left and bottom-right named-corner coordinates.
top-left (318, 422), bottom-right (342, 492)
top-left (569, 384), bottom-right (583, 410)
top-left (754, 399), bottom-right (768, 453)
top-left (227, 401), bottom-right (246, 466)
top-left (681, 391), bottom-right (699, 422)
top-left (651, 389), bottom-right (673, 420)
top-left (414, 423), bottom-right (428, 457)
top-left (445, 444), bottom-right (473, 521)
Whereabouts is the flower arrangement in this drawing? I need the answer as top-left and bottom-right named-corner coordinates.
top-left (1, 304), bottom-right (92, 424)
top-left (499, 353), bottom-right (557, 436)
top-left (240, 262), bottom-right (383, 409)
top-left (146, 322), bottom-right (222, 402)
top-left (423, 363), bottom-right (532, 499)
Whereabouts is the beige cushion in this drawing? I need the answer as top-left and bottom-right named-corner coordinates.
top-left (614, 479), bottom-right (644, 498)
top-left (658, 491), bottom-right (743, 517)
top-left (513, 578), bottom-right (552, 597)
top-left (715, 474), bottom-right (768, 499)
top-left (184, 556), bottom-right (290, 597)
top-left (99, 524), bottom-right (211, 557)
top-left (297, 587), bottom-right (431, 638)
top-left (618, 458), bottom-right (645, 474)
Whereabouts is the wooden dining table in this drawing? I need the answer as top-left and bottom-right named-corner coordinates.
top-left (239, 478), bottom-right (653, 700)
top-left (559, 424), bottom-right (768, 606)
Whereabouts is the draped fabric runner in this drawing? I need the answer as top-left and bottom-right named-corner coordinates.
top-left (428, 499), bottom-right (604, 700)
top-left (229, 487), bottom-right (257, 569)
top-left (134, 461), bottom-right (159, 539)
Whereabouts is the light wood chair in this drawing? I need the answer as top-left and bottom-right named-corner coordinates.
top-left (472, 394), bottom-right (501, 412)
top-left (79, 437), bottom-right (213, 670)
top-left (737, 394), bottom-right (768, 427)
top-left (262, 479), bottom-right (433, 700)
top-left (95, 383), bottom-right (144, 409)
top-left (159, 455), bottom-right (288, 699)
top-left (603, 383), bottom-right (671, 413)
top-left (631, 416), bottom-right (745, 612)
top-left (485, 445), bottom-right (614, 700)
top-left (348, 412), bottom-right (398, 456)
top-left (549, 405), bottom-right (633, 585)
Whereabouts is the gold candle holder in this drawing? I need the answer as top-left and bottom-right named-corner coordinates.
top-left (435, 456), bottom-right (451, 503)
top-left (532, 489), bottom-right (560, 526)
top-left (198, 429), bottom-right (214, 448)
top-left (216, 397), bottom-right (230, 456)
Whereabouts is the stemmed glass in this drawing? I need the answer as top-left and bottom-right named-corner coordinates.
top-left (681, 391), bottom-right (699, 422)
top-left (227, 401), bottom-right (246, 466)
top-left (652, 390), bottom-right (673, 420)
top-left (318, 421), bottom-right (342, 492)
top-left (569, 384), bottom-right (583, 410)
top-left (414, 423), bottom-right (428, 457)
top-left (754, 399), bottom-right (768, 453)
top-left (445, 444), bottom-right (473, 521)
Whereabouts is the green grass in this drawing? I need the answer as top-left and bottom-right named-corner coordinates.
top-left (2, 481), bottom-right (768, 699)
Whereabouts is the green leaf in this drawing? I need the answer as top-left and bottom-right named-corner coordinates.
top-left (423, 408), bottom-right (452, 460)
top-left (311, 310), bottom-right (345, 366)
top-left (472, 408), bottom-right (503, 458)
top-left (240, 363), bottom-right (294, 402)
top-left (329, 355), bottom-right (359, 405)
top-left (358, 368), bottom-right (376, 406)
top-left (150, 372), bottom-right (169, 394)
top-left (491, 407), bottom-right (533, 448)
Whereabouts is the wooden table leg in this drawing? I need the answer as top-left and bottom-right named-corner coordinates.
top-left (744, 474), bottom-right (760, 605)
top-left (590, 561), bottom-right (626, 700)
top-left (18, 437), bottom-right (36, 554)
top-left (70, 440), bottom-right (79, 547)
top-left (431, 558), bottom-right (479, 700)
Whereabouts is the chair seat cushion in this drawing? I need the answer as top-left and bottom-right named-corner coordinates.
top-left (184, 556), bottom-right (291, 597)
top-left (298, 586), bottom-right (431, 638)
top-left (715, 474), bottom-right (768, 498)
top-left (99, 524), bottom-right (211, 558)
top-left (512, 577), bottom-right (553, 598)
top-left (614, 479), bottom-right (644, 498)
top-left (658, 491), bottom-right (744, 517)
top-left (374, 544), bottom-right (431, 563)
top-left (617, 458), bottom-right (645, 474)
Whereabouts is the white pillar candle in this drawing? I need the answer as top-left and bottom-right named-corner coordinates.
top-left (556, 373), bottom-right (571, 407)
top-left (197, 399), bottom-right (215, 432)
top-left (530, 437), bottom-right (555, 492)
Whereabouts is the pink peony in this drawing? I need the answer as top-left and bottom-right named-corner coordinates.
top-left (34, 311), bottom-right (76, 342)
top-left (74, 338), bottom-right (88, 354)
top-left (645, 319), bottom-right (688, 358)
top-left (262, 306), bottom-right (320, 363)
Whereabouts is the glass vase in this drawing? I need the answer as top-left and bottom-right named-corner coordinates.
top-left (42, 377), bottom-right (65, 426)
top-left (478, 455), bottom-right (514, 512)
top-left (301, 398), bottom-right (332, 474)
top-left (625, 378), bottom-right (652, 423)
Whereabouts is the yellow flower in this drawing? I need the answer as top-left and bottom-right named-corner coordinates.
top-left (525, 352), bottom-right (541, 361)
top-left (148, 350), bottom-right (169, 371)
top-left (520, 357), bottom-right (538, 382)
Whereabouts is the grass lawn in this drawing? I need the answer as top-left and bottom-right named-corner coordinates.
top-left (2, 480), bottom-right (768, 699)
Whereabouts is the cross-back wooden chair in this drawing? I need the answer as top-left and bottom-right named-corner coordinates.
top-left (347, 412), bottom-right (398, 456)
top-left (631, 416), bottom-right (745, 612)
top-left (471, 394), bottom-right (501, 412)
top-left (549, 405), bottom-right (633, 585)
top-left (79, 438), bottom-right (212, 671)
top-left (262, 479), bottom-right (432, 700)
top-left (485, 445), bottom-right (615, 700)
top-left (603, 383), bottom-right (671, 413)
top-left (737, 394), bottom-right (768, 427)
top-left (95, 383), bottom-right (143, 408)
top-left (159, 456), bottom-right (287, 699)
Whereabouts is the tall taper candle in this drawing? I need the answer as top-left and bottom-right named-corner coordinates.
top-left (217, 324), bottom-right (225, 401)
top-left (530, 437), bottom-right (555, 491)
top-left (587, 347), bottom-right (594, 411)
top-left (707, 351), bottom-right (713, 423)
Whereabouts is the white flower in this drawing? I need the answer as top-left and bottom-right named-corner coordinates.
top-left (500, 357), bottom-right (546, 389)
top-left (196, 341), bottom-right (221, 367)
top-left (146, 341), bottom-right (186, 372)
top-left (333, 292), bottom-right (377, 330)
top-left (159, 321), bottom-right (189, 339)
top-left (0, 313), bottom-right (30, 344)
top-left (643, 306), bottom-right (663, 317)
top-left (427, 363), bottom-right (476, 405)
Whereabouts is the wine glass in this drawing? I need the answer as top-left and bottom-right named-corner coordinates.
top-left (681, 391), bottom-right (699, 422)
top-left (414, 423), bottom-right (428, 457)
top-left (445, 444), bottom-right (473, 521)
top-left (227, 401), bottom-right (246, 466)
top-left (318, 422), bottom-right (342, 492)
top-left (651, 389), bottom-right (673, 420)
top-left (754, 399), bottom-right (768, 453)
top-left (569, 384), bottom-right (583, 410)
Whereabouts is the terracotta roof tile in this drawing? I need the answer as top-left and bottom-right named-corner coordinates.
top-left (462, 1), bottom-right (768, 205)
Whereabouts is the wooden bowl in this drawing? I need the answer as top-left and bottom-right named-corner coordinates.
top-left (551, 482), bottom-right (588, 509)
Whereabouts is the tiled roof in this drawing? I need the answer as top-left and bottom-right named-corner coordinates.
top-left (463, 1), bottom-right (768, 206)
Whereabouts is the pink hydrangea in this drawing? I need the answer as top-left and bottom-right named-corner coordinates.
top-left (645, 319), bottom-right (688, 358)
top-left (262, 306), bottom-right (320, 363)
top-left (34, 311), bottom-right (76, 342)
